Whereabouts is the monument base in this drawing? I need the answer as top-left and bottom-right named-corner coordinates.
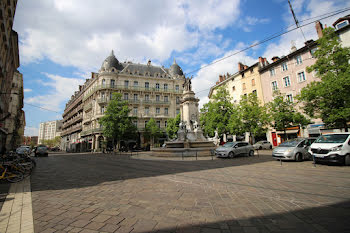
top-left (151, 146), bottom-right (216, 157)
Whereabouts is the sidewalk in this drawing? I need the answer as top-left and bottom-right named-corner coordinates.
top-left (0, 177), bottom-right (34, 233)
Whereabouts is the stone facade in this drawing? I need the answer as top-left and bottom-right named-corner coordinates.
top-left (0, 0), bottom-right (19, 153)
top-left (4, 71), bottom-right (24, 150)
top-left (61, 85), bottom-right (84, 152)
top-left (62, 52), bottom-right (185, 152)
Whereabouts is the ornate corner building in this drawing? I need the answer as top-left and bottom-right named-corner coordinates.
top-left (61, 51), bottom-right (185, 152)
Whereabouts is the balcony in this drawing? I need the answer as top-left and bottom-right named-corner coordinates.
top-left (83, 84), bottom-right (183, 101)
top-left (80, 127), bottom-right (103, 137)
top-left (84, 103), bottom-right (92, 112)
top-left (97, 97), bottom-right (109, 105)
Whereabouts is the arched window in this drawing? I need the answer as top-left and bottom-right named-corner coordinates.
top-left (102, 79), bottom-right (106, 87)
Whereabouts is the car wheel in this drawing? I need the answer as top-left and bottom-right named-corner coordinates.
top-left (295, 153), bottom-right (302, 162)
top-left (269, 145), bottom-right (272, 149)
top-left (228, 152), bottom-right (234, 158)
top-left (344, 154), bottom-right (350, 166)
top-left (259, 146), bottom-right (262, 150)
top-left (249, 150), bottom-right (254, 157)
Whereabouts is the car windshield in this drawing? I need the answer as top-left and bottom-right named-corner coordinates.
top-left (255, 141), bottom-right (263, 145)
top-left (222, 142), bottom-right (234, 147)
top-left (278, 140), bottom-right (301, 147)
top-left (315, 134), bottom-right (349, 143)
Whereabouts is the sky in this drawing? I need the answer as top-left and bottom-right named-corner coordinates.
top-left (13, 0), bottom-right (350, 136)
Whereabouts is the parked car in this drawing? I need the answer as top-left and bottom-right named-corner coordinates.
top-left (272, 138), bottom-right (315, 161)
top-left (309, 133), bottom-right (350, 165)
top-left (16, 146), bottom-right (31, 155)
top-left (215, 142), bottom-right (254, 158)
top-left (253, 141), bottom-right (272, 150)
top-left (35, 145), bottom-right (48, 157)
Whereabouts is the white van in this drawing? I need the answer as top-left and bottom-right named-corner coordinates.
top-left (309, 133), bottom-right (350, 165)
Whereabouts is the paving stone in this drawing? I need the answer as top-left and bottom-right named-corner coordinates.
top-left (84, 221), bottom-right (106, 230)
top-left (70, 219), bottom-right (91, 228)
top-left (24, 153), bottom-right (350, 233)
top-left (99, 223), bottom-right (121, 232)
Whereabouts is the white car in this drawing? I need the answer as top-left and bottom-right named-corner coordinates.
top-left (309, 133), bottom-right (350, 165)
top-left (253, 141), bottom-right (272, 150)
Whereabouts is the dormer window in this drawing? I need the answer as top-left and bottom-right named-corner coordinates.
top-left (335, 20), bottom-right (349, 30)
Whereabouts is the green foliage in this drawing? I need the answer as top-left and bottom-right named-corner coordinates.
top-left (269, 91), bottom-right (310, 140)
top-left (298, 27), bottom-right (350, 130)
top-left (98, 93), bottom-right (137, 146)
top-left (42, 136), bottom-right (61, 148)
top-left (166, 113), bottom-right (181, 139)
top-left (144, 118), bottom-right (162, 145)
top-left (200, 86), bottom-right (233, 137)
top-left (229, 93), bottom-right (269, 143)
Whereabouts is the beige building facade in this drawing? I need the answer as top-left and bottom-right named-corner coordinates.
top-left (72, 51), bottom-right (185, 151)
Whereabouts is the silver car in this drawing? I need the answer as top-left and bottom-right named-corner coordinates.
top-left (253, 140), bottom-right (272, 150)
top-left (215, 142), bottom-right (255, 158)
top-left (272, 138), bottom-right (314, 161)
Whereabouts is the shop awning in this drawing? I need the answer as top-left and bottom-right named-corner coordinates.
top-left (276, 129), bottom-right (299, 134)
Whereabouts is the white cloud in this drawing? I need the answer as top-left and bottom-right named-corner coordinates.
top-left (14, 0), bottom-right (242, 73)
top-left (263, 0), bottom-right (350, 62)
top-left (25, 73), bottom-right (85, 112)
top-left (23, 88), bottom-right (32, 92)
top-left (24, 126), bottom-right (39, 136)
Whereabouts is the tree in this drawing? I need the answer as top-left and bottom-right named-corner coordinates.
top-left (43, 136), bottom-right (61, 148)
top-left (99, 93), bottom-right (137, 149)
top-left (200, 86), bottom-right (234, 137)
top-left (268, 91), bottom-right (310, 141)
top-left (229, 93), bottom-right (270, 144)
top-left (166, 113), bottom-right (181, 139)
top-left (298, 27), bottom-right (350, 131)
top-left (144, 118), bottom-right (162, 146)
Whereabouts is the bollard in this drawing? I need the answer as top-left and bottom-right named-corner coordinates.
top-left (313, 155), bottom-right (316, 167)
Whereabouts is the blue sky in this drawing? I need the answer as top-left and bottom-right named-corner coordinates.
top-left (13, 0), bottom-right (350, 136)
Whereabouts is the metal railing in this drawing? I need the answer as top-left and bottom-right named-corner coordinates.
top-left (83, 84), bottom-right (183, 101)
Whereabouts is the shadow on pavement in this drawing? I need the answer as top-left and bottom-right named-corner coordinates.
top-left (140, 200), bottom-right (350, 233)
top-left (30, 152), bottom-right (273, 192)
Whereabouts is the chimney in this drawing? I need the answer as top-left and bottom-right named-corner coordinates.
top-left (219, 75), bottom-right (224, 82)
top-left (244, 65), bottom-right (248, 70)
top-left (304, 39), bottom-right (314, 46)
top-left (272, 56), bottom-right (280, 62)
top-left (263, 58), bottom-right (268, 66)
top-left (238, 62), bottom-right (245, 71)
top-left (315, 21), bottom-right (323, 38)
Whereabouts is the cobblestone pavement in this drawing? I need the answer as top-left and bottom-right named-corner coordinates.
top-left (31, 152), bottom-right (350, 233)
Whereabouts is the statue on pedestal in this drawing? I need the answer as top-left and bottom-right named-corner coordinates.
top-left (183, 76), bottom-right (192, 92)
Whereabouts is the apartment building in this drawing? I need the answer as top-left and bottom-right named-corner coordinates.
top-left (0, 0), bottom-right (20, 153)
top-left (38, 120), bottom-right (63, 145)
top-left (332, 15), bottom-right (350, 48)
top-left (80, 51), bottom-right (185, 151)
top-left (4, 71), bottom-right (25, 150)
top-left (208, 59), bottom-right (267, 105)
top-left (61, 85), bottom-right (84, 152)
